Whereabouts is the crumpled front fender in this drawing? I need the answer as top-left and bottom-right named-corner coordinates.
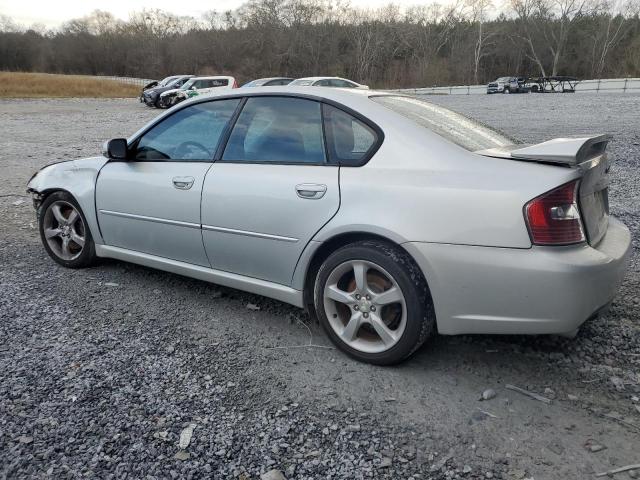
top-left (27, 157), bottom-right (109, 244)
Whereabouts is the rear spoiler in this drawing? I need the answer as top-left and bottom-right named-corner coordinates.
top-left (477, 134), bottom-right (612, 167)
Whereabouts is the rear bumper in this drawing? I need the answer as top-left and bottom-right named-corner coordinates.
top-left (404, 217), bottom-right (632, 335)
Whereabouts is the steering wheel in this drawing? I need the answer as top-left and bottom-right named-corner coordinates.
top-left (174, 141), bottom-right (211, 159)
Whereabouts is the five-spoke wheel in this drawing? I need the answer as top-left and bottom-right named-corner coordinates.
top-left (323, 260), bottom-right (407, 354)
top-left (38, 191), bottom-right (96, 268)
top-left (43, 201), bottom-right (85, 261)
top-left (315, 240), bottom-right (435, 365)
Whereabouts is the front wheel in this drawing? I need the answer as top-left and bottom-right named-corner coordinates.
top-left (38, 191), bottom-right (96, 268)
top-left (314, 241), bottom-right (435, 365)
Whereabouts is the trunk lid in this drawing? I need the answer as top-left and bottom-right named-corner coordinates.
top-left (477, 135), bottom-right (612, 246)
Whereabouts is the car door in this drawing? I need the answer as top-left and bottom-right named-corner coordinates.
top-left (201, 96), bottom-right (340, 285)
top-left (95, 98), bottom-right (241, 266)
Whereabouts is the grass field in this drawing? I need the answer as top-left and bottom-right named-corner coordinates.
top-left (0, 72), bottom-right (140, 98)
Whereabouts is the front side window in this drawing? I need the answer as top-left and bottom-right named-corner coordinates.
top-left (222, 97), bottom-right (326, 164)
top-left (134, 99), bottom-right (240, 161)
top-left (315, 79), bottom-right (331, 86)
top-left (371, 96), bottom-right (515, 152)
top-left (323, 104), bottom-right (377, 165)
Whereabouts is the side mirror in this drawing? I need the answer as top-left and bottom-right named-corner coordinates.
top-left (103, 138), bottom-right (128, 160)
top-left (190, 86), bottom-right (197, 90)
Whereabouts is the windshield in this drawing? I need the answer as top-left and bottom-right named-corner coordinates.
top-left (159, 76), bottom-right (177, 86)
top-left (181, 79), bottom-right (196, 90)
top-left (496, 77), bottom-right (511, 82)
top-left (165, 77), bottom-right (185, 88)
top-left (371, 96), bottom-right (516, 152)
top-left (290, 79), bottom-right (314, 86)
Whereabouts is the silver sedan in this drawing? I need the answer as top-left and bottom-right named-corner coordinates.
top-left (27, 87), bottom-right (631, 365)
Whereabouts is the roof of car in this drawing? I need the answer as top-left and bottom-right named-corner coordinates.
top-left (293, 76), bottom-right (357, 82)
top-left (189, 76), bottom-right (235, 80)
top-left (251, 77), bottom-right (294, 82)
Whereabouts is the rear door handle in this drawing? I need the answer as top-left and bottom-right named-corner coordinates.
top-left (295, 183), bottom-right (327, 199)
top-left (173, 176), bottom-right (195, 190)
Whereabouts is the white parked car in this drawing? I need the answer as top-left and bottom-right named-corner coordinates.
top-left (27, 87), bottom-right (630, 365)
top-left (289, 77), bottom-right (369, 89)
top-left (159, 76), bottom-right (238, 108)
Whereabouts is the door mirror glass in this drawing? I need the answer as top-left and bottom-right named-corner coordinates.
top-left (104, 138), bottom-right (128, 160)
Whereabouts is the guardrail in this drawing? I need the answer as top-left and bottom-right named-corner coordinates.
top-left (391, 77), bottom-right (640, 95)
top-left (91, 76), bottom-right (155, 87)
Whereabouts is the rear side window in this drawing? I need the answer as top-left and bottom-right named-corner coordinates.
top-left (323, 104), bottom-right (377, 166)
top-left (264, 79), bottom-right (291, 86)
top-left (371, 96), bottom-right (515, 152)
top-left (222, 97), bottom-right (326, 164)
top-left (134, 99), bottom-right (240, 161)
top-left (330, 79), bottom-right (356, 88)
top-left (208, 79), bottom-right (228, 87)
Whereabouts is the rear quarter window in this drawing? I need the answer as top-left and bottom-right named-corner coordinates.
top-left (323, 104), bottom-right (379, 166)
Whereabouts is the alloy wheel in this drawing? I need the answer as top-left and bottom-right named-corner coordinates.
top-left (323, 260), bottom-right (407, 354)
top-left (42, 201), bottom-right (86, 261)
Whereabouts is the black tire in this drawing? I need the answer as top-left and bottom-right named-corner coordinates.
top-left (313, 240), bottom-right (436, 365)
top-left (38, 191), bottom-right (97, 268)
top-left (503, 87), bottom-right (510, 94)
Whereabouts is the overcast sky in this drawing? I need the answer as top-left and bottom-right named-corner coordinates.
top-left (0, 0), bottom-right (427, 28)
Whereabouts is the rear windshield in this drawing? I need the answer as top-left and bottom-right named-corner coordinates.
top-left (371, 95), bottom-right (516, 152)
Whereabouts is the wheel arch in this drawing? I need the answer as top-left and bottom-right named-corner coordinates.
top-left (298, 230), bottom-right (433, 317)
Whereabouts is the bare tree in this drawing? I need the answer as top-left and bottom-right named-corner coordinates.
top-left (591, 0), bottom-right (639, 76)
top-left (1, 0), bottom-right (640, 86)
top-left (467, 0), bottom-right (497, 83)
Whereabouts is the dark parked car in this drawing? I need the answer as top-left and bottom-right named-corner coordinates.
top-left (142, 75), bottom-right (194, 107)
top-left (138, 75), bottom-right (184, 102)
top-left (242, 77), bottom-right (294, 87)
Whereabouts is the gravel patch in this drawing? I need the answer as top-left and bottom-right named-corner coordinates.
top-left (1, 96), bottom-right (639, 479)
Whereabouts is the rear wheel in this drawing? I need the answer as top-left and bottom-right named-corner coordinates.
top-left (503, 87), bottom-right (511, 94)
top-left (314, 241), bottom-right (435, 365)
top-left (38, 191), bottom-right (96, 268)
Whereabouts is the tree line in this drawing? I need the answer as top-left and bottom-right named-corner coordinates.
top-left (1, 0), bottom-right (639, 88)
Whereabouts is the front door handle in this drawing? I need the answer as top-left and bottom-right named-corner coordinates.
top-left (173, 176), bottom-right (195, 190)
top-left (295, 183), bottom-right (327, 199)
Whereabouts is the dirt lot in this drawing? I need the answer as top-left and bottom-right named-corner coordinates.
top-left (0, 94), bottom-right (638, 479)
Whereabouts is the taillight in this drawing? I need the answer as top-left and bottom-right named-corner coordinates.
top-left (524, 180), bottom-right (585, 245)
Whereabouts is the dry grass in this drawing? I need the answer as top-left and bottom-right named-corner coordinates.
top-left (0, 72), bottom-right (140, 98)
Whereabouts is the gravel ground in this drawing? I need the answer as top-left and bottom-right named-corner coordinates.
top-left (0, 95), bottom-right (638, 480)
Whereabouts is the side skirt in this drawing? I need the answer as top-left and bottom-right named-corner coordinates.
top-left (95, 245), bottom-right (305, 308)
